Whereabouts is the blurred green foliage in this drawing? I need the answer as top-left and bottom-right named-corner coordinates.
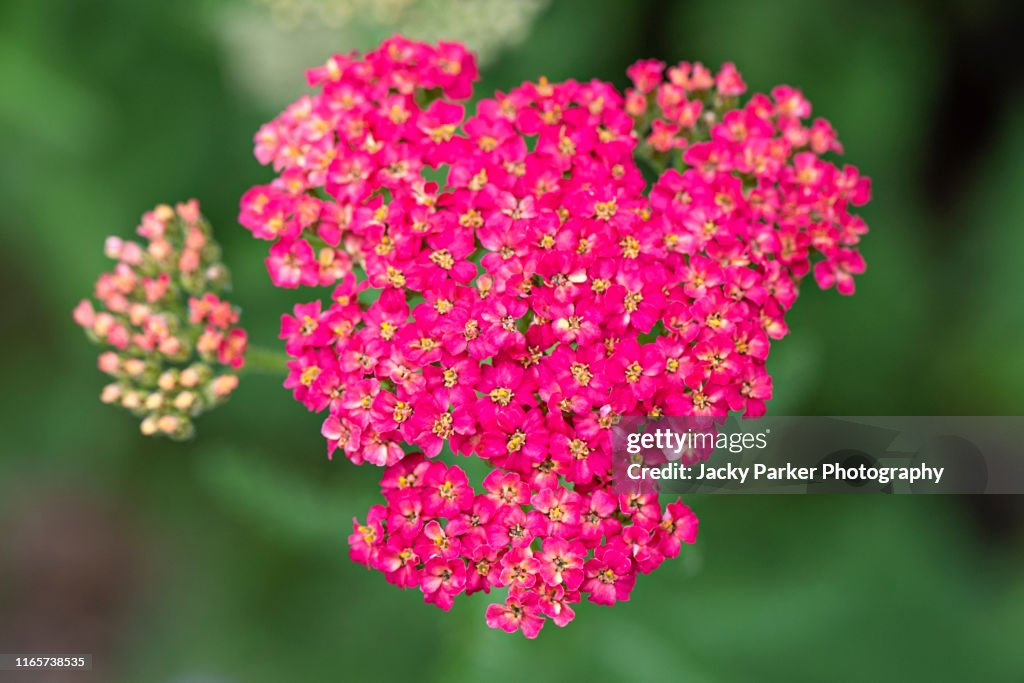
top-left (1, 0), bottom-right (1022, 681)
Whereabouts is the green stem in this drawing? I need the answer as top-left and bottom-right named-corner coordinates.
top-left (243, 344), bottom-right (290, 376)
top-left (635, 142), bottom-right (670, 175)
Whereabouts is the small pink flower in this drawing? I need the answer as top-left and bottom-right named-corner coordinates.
top-left (627, 59), bottom-right (665, 94)
top-left (423, 464), bottom-right (474, 517)
top-left (715, 62), bottom-right (747, 97)
top-left (73, 300), bottom-right (95, 327)
top-left (537, 537), bottom-right (585, 589)
top-left (420, 558), bottom-right (467, 610)
top-left (499, 547), bottom-right (540, 589)
top-left (582, 546), bottom-right (636, 606)
top-left (485, 590), bottom-right (545, 639)
top-left (266, 239), bottom-right (317, 288)
top-left (656, 501), bottom-right (699, 558)
top-left (814, 249), bottom-right (866, 295)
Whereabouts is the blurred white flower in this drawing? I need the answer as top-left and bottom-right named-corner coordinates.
top-left (216, 0), bottom-right (549, 106)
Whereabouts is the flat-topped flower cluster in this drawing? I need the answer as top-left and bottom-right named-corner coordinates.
top-left (240, 37), bottom-right (870, 636)
top-left (74, 201), bottom-right (247, 439)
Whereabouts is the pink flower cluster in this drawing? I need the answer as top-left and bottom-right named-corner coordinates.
top-left (240, 37), bottom-right (870, 635)
top-left (351, 455), bottom-right (696, 637)
top-left (624, 58), bottom-right (869, 295)
top-left (74, 201), bottom-right (247, 439)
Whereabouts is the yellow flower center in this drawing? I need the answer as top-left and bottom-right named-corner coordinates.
top-left (469, 169), bottom-right (488, 191)
top-left (429, 124), bottom-right (457, 142)
top-left (459, 209), bottom-right (483, 228)
top-left (385, 265), bottom-right (406, 287)
top-left (392, 401), bottom-right (412, 424)
top-left (594, 200), bottom-right (618, 221)
top-left (624, 290), bottom-right (644, 312)
top-left (570, 362), bottom-right (593, 386)
top-left (569, 439), bottom-right (590, 460)
top-left (489, 387), bottom-right (514, 406)
top-left (507, 430), bottom-right (526, 453)
top-left (429, 249), bottom-right (455, 270)
top-left (300, 366), bottom-right (321, 386)
top-left (432, 413), bottom-right (454, 438)
top-left (625, 362), bottom-right (643, 382)
top-left (620, 236), bottom-right (640, 258)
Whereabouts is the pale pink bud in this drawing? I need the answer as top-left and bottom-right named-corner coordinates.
top-left (138, 214), bottom-right (165, 239)
top-left (100, 383), bottom-right (122, 404)
top-left (95, 274), bottom-right (116, 299)
top-left (132, 332), bottom-right (155, 352)
top-left (208, 300), bottom-right (238, 328)
top-left (120, 240), bottom-right (144, 265)
top-left (98, 351), bottom-right (120, 374)
top-left (129, 303), bottom-right (150, 326)
top-left (158, 335), bottom-right (182, 356)
top-left (106, 324), bottom-right (130, 350)
top-left (625, 90), bottom-right (647, 117)
top-left (205, 264), bottom-right (227, 283)
top-left (112, 263), bottom-right (137, 293)
top-left (140, 415), bottom-right (159, 435)
top-left (180, 367), bottom-right (201, 388)
top-left (143, 274), bottom-right (170, 303)
top-left (94, 312), bottom-right (115, 336)
top-left (122, 391), bottom-right (142, 410)
top-left (104, 236), bottom-right (124, 259)
top-left (197, 330), bottom-right (221, 354)
top-left (477, 273), bottom-right (493, 298)
top-left (173, 391), bottom-right (196, 411)
top-left (176, 199), bottom-right (201, 224)
top-left (158, 371), bottom-right (178, 391)
top-left (123, 358), bottom-right (147, 376)
top-left (211, 374), bottom-right (238, 397)
top-left (145, 392), bottom-right (164, 410)
top-left (145, 315), bottom-right (170, 337)
top-left (157, 414), bottom-right (180, 434)
top-left (105, 293), bottom-right (129, 314)
top-left (185, 225), bottom-right (206, 250)
top-left (178, 248), bottom-right (200, 274)
top-left (73, 300), bottom-right (96, 327)
top-left (149, 239), bottom-right (172, 261)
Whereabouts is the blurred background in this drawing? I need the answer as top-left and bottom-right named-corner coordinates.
top-left (2, 0), bottom-right (1023, 680)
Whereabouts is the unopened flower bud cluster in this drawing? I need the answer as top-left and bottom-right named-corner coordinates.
top-left (74, 200), bottom-right (247, 439)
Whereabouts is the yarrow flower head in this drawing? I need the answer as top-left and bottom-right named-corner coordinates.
top-left (74, 200), bottom-right (248, 439)
top-left (241, 36), bottom-right (871, 636)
